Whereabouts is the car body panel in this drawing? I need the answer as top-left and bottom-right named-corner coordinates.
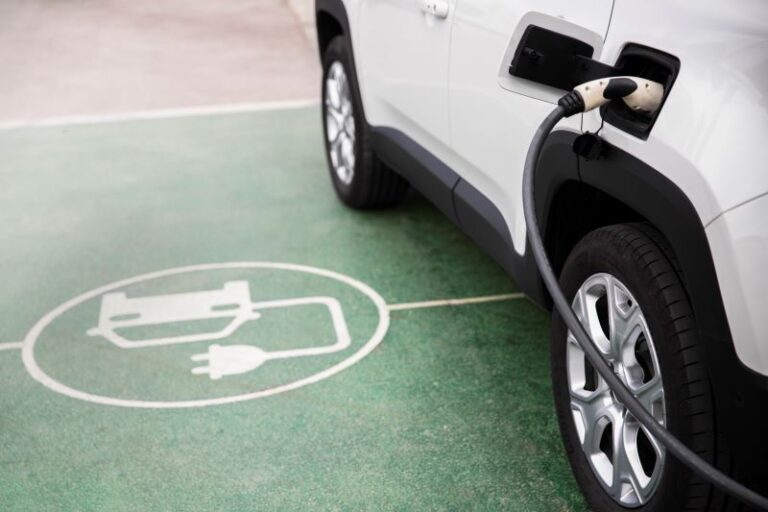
top-left (579, 0), bottom-right (768, 375)
top-left (707, 193), bottom-right (768, 375)
top-left (316, 0), bottom-right (768, 486)
top-left (318, 0), bottom-right (768, 376)
top-left (356, 0), bottom-right (456, 160)
top-left (448, 4), bottom-right (612, 254)
top-left (583, 0), bottom-right (768, 226)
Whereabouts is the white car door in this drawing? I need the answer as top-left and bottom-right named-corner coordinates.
top-left (357, 0), bottom-right (456, 155)
top-left (447, 1), bottom-right (614, 254)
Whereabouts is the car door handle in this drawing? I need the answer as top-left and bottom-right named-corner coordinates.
top-left (419, 0), bottom-right (449, 19)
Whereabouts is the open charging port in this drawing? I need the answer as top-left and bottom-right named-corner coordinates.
top-left (509, 27), bottom-right (680, 140)
top-left (600, 44), bottom-right (680, 140)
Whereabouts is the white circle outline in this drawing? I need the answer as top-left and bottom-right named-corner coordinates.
top-left (22, 262), bottom-right (390, 409)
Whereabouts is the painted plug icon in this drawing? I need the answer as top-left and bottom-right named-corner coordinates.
top-left (191, 344), bottom-right (267, 380)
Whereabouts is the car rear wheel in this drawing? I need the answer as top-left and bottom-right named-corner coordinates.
top-left (551, 223), bottom-right (724, 511)
top-left (321, 36), bottom-right (407, 208)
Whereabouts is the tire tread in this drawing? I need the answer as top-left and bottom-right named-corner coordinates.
top-left (321, 36), bottom-right (408, 209)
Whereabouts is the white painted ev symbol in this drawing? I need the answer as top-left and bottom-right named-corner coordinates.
top-left (21, 263), bottom-right (389, 409)
top-left (86, 281), bottom-right (354, 380)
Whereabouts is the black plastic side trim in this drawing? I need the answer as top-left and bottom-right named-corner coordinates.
top-left (453, 180), bottom-right (544, 303)
top-left (533, 131), bottom-right (582, 267)
top-left (371, 127), bottom-right (564, 308)
top-left (315, 0), bottom-right (350, 59)
top-left (370, 127), bottom-right (460, 224)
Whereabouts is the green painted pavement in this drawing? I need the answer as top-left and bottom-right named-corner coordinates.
top-left (0, 107), bottom-right (586, 510)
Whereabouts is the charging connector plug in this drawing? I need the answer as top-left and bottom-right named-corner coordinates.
top-left (558, 76), bottom-right (664, 117)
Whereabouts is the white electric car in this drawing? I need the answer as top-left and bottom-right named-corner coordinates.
top-left (314, 1), bottom-right (768, 510)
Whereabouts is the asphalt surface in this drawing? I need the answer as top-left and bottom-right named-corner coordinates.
top-left (1, 1), bottom-right (587, 509)
top-left (0, 106), bottom-right (586, 511)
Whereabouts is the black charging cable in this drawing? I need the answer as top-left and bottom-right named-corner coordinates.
top-left (522, 89), bottom-right (768, 511)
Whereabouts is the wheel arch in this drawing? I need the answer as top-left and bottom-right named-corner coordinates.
top-left (537, 130), bottom-right (731, 345)
top-left (315, 0), bottom-right (350, 61)
top-left (539, 130), bottom-right (768, 485)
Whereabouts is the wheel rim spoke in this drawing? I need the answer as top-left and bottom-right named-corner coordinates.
top-left (612, 415), bottom-right (650, 505)
top-left (329, 134), bottom-right (342, 169)
top-left (571, 389), bottom-right (611, 449)
top-left (635, 375), bottom-right (665, 424)
top-left (325, 109), bottom-right (341, 143)
top-left (607, 279), bottom-right (642, 357)
top-left (581, 275), bottom-right (612, 355)
top-left (612, 412), bottom-right (629, 491)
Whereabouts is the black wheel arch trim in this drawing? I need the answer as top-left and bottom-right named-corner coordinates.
top-left (315, 0), bottom-right (358, 109)
top-left (557, 131), bottom-right (730, 341)
top-left (315, 0), bottom-right (351, 61)
top-left (370, 126), bottom-right (548, 305)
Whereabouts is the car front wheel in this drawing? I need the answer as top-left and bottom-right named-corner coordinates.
top-left (551, 223), bottom-right (726, 511)
top-left (321, 36), bottom-right (407, 209)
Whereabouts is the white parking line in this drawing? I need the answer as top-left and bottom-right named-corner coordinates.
top-left (0, 293), bottom-right (525, 352)
top-left (0, 99), bottom-right (319, 130)
top-left (387, 293), bottom-right (525, 311)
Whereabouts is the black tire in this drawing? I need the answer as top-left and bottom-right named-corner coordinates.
top-left (551, 223), bottom-right (728, 511)
top-left (321, 36), bottom-right (408, 208)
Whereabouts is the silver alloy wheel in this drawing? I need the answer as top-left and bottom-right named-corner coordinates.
top-left (567, 273), bottom-right (666, 507)
top-left (325, 61), bottom-right (356, 186)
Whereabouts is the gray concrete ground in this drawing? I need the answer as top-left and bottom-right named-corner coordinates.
top-left (0, 0), bottom-right (320, 123)
top-left (287, 0), bottom-right (317, 45)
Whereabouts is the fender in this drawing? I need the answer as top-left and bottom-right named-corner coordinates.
top-left (315, 0), bottom-right (351, 61)
top-left (538, 130), bottom-right (768, 474)
top-left (540, 131), bottom-right (731, 341)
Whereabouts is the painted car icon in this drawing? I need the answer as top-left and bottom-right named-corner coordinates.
top-left (86, 280), bottom-right (352, 379)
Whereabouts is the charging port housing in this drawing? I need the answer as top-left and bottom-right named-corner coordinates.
top-left (601, 44), bottom-right (680, 140)
top-left (508, 28), bottom-right (680, 140)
